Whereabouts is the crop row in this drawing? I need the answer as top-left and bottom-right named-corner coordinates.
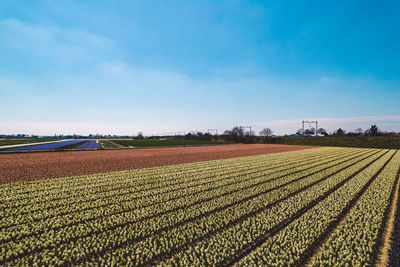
top-left (1, 148), bottom-right (373, 252)
top-left (6, 149), bottom-right (363, 219)
top-left (99, 140), bottom-right (124, 149)
top-left (1, 150), bottom-right (354, 243)
top-left (309, 151), bottom-right (400, 266)
top-left (74, 140), bottom-right (100, 149)
top-left (154, 150), bottom-right (391, 266)
top-left (1, 149), bottom-right (367, 232)
top-left (0, 147), bottom-right (332, 201)
top-left (96, 151), bottom-right (388, 265)
top-left (388, 166), bottom-right (400, 266)
top-left (2, 149), bottom-right (382, 265)
top-left (4, 147), bottom-right (397, 266)
top-left (6, 140), bottom-right (83, 151)
top-left (1, 149), bottom-right (370, 264)
top-left (0, 148), bottom-right (355, 224)
top-left (235, 150), bottom-right (395, 266)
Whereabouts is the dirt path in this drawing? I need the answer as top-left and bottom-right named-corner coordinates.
top-left (0, 144), bottom-right (315, 183)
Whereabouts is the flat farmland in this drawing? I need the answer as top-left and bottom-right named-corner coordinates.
top-left (1, 147), bottom-right (399, 266)
top-left (0, 144), bottom-right (313, 183)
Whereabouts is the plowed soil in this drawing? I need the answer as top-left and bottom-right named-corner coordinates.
top-left (0, 144), bottom-right (315, 184)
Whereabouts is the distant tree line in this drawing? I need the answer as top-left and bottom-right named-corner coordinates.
top-left (133, 124), bottom-right (399, 148)
top-left (330, 125), bottom-right (399, 137)
top-left (130, 124), bottom-right (400, 149)
top-left (180, 124), bottom-right (397, 140)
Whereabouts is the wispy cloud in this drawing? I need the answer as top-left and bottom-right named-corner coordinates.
top-left (0, 19), bottom-right (114, 74)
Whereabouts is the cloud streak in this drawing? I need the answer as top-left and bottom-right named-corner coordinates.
top-left (0, 19), bottom-right (114, 75)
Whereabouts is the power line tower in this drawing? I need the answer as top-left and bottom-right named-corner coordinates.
top-left (302, 120), bottom-right (318, 136)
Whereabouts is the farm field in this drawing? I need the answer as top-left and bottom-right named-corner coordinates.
top-left (74, 140), bottom-right (100, 149)
top-left (264, 136), bottom-right (400, 149)
top-left (1, 138), bottom-right (232, 152)
top-left (0, 147), bottom-right (399, 266)
top-left (2, 140), bottom-right (85, 151)
top-left (0, 144), bottom-right (313, 183)
top-left (99, 140), bottom-right (124, 149)
top-left (109, 139), bottom-right (233, 147)
top-left (0, 139), bottom-right (58, 146)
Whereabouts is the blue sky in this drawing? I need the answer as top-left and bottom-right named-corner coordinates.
top-left (0, 0), bottom-right (399, 135)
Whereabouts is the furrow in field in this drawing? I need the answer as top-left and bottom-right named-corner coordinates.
top-left (0, 149), bottom-right (363, 229)
top-left (78, 150), bottom-right (387, 266)
top-left (0, 149), bottom-right (375, 265)
top-left (307, 151), bottom-right (400, 266)
top-left (233, 150), bottom-right (395, 267)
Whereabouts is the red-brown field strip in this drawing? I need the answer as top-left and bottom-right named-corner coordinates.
top-left (0, 144), bottom-right (315, 184)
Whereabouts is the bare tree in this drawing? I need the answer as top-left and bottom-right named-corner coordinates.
top-left (259, 128), bottom-right (273, 137)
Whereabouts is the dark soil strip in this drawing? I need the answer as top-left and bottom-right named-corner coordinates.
top-left (76, 150), bottom-right (383, 266)
top-left (1, 151), bottom-right (379, 265)
top-left (291, 151), bottom-right (397, 267)
top-left (388, 166), bottom-right (400, 266)
top-left (221, 150), bottom-right (392, 267)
